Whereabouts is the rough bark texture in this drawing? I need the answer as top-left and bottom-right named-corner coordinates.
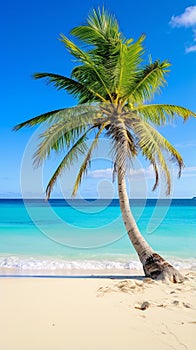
top-left (118, 173), bottom-right (184, 283)
top-left (143, 253), bottom-right (184, 283)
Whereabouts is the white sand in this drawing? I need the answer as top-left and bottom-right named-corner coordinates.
top-left (0, 271), bottom-right (195, 350)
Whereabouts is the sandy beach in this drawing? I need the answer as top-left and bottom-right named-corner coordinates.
top-left (0, 270), bottom-right (195, 350)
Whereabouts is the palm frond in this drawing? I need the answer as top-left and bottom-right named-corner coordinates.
top-left (135, 104), bottom-right (196, 125)
top-left (72, 122), bottom-right (108, 196)
top-left (129, 60), bottom-right (171, 104)
top-left (34, 72), bottom-right (106, 103)
top-left (33, 108), bottom-right (102, 166)
top-left (151, 158), bottom-right (159, 191)
top-left (60, 34), bottom-right (112, 100)
top-left (71, 25), bottom-right (106, 45)
top-left (130, 118), bottom-right (184, 194)
top-left (114, 35), bottom-right (145, 100)
top-left (71, 65), bottom-right (111, 103)
top-left (46, 127), bottom-right (93, 199)
top-left (71, 8), bottom-right (120, 45)
top-left (34, 126), bottom-right (78, 166)
top-left (126, 129), bottom-right (138, 157)
top-left (137, 127), bottom-right (171, 194)
top-left (87, 7), bottom-right (120, 40)
top-left (70, 8), bottom-right (123, 102)
top-left (13, 108), bottom-right (65, 130)
top-left (13, 105), bottom-right (99, 131)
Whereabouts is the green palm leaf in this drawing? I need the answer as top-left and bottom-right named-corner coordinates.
top-left (87, 7), bottom-right (120, 40)
top-left (129, 60), bottom-right (171, 104)
top-left (34, 72), bottom-right (106, 103)
top-left (60, 34), bottom-right (112, 100)
top-left (33, 124), bottom-right (81, 166)
top-left (14, 105), bottom-right (100, 131)
top-left (114, 36), bottom-right (145, 101)
top-left (130, 118), bottom-right (184, 193)
top-left (46, 127), bottom-right (93, 199)
top-left (72, 122), bottom-right (109, 196)
top-left (71, 65), bottom-right (111, 103)
top-left (33, 108), bottom-right (102, 166)
top-left (13, 108), bottom-right (65, 130)
top-left (135, 104), bottom-right (196, 125)
top-left (70, 8), bottom-right (120, 45)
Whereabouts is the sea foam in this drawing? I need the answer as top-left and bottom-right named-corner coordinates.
top-left (0, 255), bottom-right (195, 273)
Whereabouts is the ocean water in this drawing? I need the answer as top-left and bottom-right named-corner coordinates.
top-left (0, 198), bottom-right (195, 274)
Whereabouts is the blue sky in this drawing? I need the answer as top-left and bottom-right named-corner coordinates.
top-left (0, 0), bottom-right (196, 198)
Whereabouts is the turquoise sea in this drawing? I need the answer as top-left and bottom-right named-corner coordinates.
top-left (0, 198), bottom-right (195, 274)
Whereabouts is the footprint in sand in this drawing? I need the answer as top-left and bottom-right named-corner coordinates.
top-left (172, 300), bottom-right (192, 308)
top-left (97, 280), bottom-right (145, 295)
top-left (134, 301), bottom-right (150, 310)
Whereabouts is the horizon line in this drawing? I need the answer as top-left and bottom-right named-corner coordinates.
top-left (0, 197), bottom-right (195, 200)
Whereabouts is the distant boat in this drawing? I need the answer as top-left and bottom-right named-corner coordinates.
top-left (192, 196), bottom-right (196, 200)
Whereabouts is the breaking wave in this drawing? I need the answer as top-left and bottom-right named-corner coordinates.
top-left (0, 255), bottom-right (196, 274)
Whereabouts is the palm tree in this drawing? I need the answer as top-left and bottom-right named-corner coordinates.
top-left (14, 8), bottom-right (195, 282)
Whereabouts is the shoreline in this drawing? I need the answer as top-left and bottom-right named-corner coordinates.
top-left (1, 271), bottom-right (195, 350)
top-left (0, 266), bottom-right (145, 277)
top-left (0, 255), bottom-right (195, 273)
top-left (0, 265), bottom-right (195, 277)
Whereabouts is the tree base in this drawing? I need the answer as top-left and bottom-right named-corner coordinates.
top-left (143, 253), bottom-right (184, 283)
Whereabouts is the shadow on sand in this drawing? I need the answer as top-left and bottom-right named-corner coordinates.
top-left (0, 274), bottom-right (144, 280)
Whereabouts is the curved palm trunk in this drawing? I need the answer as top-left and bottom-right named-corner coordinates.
top-left (118, 172), bottom-right (184, 283)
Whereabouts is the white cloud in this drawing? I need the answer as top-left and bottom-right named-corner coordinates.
top-left (170, 6), bottom-right (196, 27)
top-left (170, 6), bottom-right (196, 53)
top-left (129, 166), bottom-right (154, 179)
top-left (185, 44), bottom-right (196, 53)
top-left (88, 166), bottom-right (154, 180)
top-left (88, 168), bottom-right (113, 179)
top-left (88, 165), bottom-right (196, 182)
top-left (183, 166), bottom-right (196, 172)
top-left (181, 166), bottom-right (196, 177)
